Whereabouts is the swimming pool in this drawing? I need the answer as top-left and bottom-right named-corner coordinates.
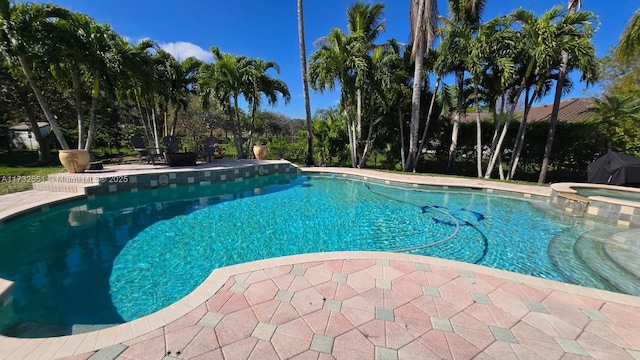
top-left (0, 173), bottom-right (634, 337)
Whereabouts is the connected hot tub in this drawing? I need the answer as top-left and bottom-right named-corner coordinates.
top-left (551, 182), bottom-right (640, 228)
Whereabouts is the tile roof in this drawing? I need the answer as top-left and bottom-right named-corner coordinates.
top-left (526, 97), bottom-right (595, 123)
top-left (459, 98), bottom-right (596, 124)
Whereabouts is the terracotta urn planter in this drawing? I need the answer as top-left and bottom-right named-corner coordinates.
top-left (253, 145), bottom-right (268, 160)
top-left (59, 149), bottom-right (90, 173)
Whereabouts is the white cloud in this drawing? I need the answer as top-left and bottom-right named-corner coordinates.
top-left (159, 41), bottom-right (212, 62)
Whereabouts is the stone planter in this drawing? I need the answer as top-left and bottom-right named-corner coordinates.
top-left (58, 149), bottom-right (90, 173)
top-left (253, 145), bottom-right (268, 160)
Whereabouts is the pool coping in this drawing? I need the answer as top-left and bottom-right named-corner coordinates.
top-left (1, 165), bottom-right (640, 359)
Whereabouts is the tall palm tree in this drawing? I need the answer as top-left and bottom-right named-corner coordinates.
top-left (347, 1), bottom-right (385, 162)
top-left (441, 0), bottom-right (487, 173)
top-left (615, 8), bottom-right (640, 66)
top-left (297, 0), bottom-right (314, 166)
top-left (244, 58), bottom-right (290, 156)
top-left (406, 0), bottom-right (438, 172)
top-left (308, 28), bottom-right (366, 168)
top-left (116, 39), bottom-right (159, 149)
top-left (484, 7), bottom-right (565, 179)
top-left (0, 0), bottom-right (71, 149)
top-left (538, 0), bottom-right (597, 183)
top-left (467, 16), bottom-right (516, 178)
top-left (49, 12), bottom-right (92, 149)
top-left (199, 47), bottom-right (253, 158)
top-left (168, 56), bottom-right (203, 137)
top-left (79, 23), bottom-right (128, 151)
top-left (357, 39), bottom-right (406, 168)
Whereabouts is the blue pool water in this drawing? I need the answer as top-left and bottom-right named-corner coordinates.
top-left (0, 174), bottom-right (630, 337)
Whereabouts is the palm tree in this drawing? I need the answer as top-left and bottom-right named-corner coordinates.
top-left (538, 1), bottom-right (597, 183)
top-left (505, 71), bottom-right (554, 180)
top-left (347, 1), bottom-right (385, 163)
top-left (588, 94), bottom-right (640, 151)
top-left (357, 39), bottom-right (407, 168)
top-left (49, 12), bottom-right (91, 149)
top-left (79, 23), bottom-right (128, 151)
top-left (168, 56), bottom-right (203, 137)
top-left (308, 28), bottom-right (366, 167)
top-left (615, 8), bottom-right (640, 66)
top-left (297, 0), bottom-right (314, 166)
top-left (441, 0), bottom-right (487, 173)
top-left (199, 47), bottom-right (253, 158)
top-left (406, 0), bottom-right (438, 172)
top-left (0, 0), bottom-right (71, 149)
top-left (116, 39), bottom-right (160, 150)
top-left (243, 58), bottom-right (291, 156)
top-left (484, 8), bottom-right (563, 179)
top-left (466, 16), bottom-right (516, 178)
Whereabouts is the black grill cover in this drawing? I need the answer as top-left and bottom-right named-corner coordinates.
top-left (587, 151), bottom-right (640, 185)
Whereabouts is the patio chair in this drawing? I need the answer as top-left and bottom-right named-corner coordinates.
top-left (201, 136), bottom-right (219, 162)
top-left (131, 135), bottom-right (160, 165)
top-left (162, 136), bottom-right (181, 154)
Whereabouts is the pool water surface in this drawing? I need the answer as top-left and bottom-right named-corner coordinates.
top-left (0, 174), bottom-right (632, 337)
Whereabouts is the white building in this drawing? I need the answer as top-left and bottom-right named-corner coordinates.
top-left (9, 122), bottom-right (50, 150)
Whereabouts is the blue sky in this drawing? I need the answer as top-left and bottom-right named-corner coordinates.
top-left (36, 0), bottom-right (639, 119)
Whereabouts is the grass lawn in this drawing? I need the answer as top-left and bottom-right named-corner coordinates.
top-left (0, 150), bottom-right (64, 195)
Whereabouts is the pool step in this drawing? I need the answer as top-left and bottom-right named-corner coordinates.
top-left (547, 226), bottom-right (618, 292)
top-left (72, 323), bottom-right (118, 335)
top-left (32, 181), bottom-right (95, 194)
top-left (32, 173), bottom-right (102, 194)
top-left (604, 229), bottom-right (640, 280)
top-left (574, 227), bottom-right (640, 296)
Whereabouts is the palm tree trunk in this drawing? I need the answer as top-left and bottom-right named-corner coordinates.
top-left (233, 97), bottom-right (245, 159)
top-left (246, 100), bottom-right (258, 156)
top-left (357, 116), bottom-right (375, 168)
top-left (474, 84), bottom-right (482, 178)
top-left (487, 94), bottom-right (506, 164)
top-left (84, 76), bottom-right (99, 151)
top-left (170, 108), bottom-right (179, 137)
top-left (19, 88), bottom-right (51, 164)
top-left (356, 89), bottom-right (362, 141)
top-left (399, 107), bottom-right (406, 170)
top-left (412, 76), bottom-right (440, 172)
top-left (297, 0), bottom-right (314, 166)
top-left (71, 70), bottom-right (84, 149)
top-left (151, 107), bottom-right (160, 153)
top-left (406, 6), bottom-right (425, 172)
top-left (346, 112), bottom-right (357, 167)
top-left (18, 55), bottom-right (69, 150)
top-left (538, 50), bottom-right (568, 184)
top-left (447, 70), bottom-right (465, 172)
top-left (507, 89), bottom-right (534, 180)
top-left (133, 89), bottom-right (153, 148)
top-left (343, 96), bottom-right (357, 168)
top-left (484, 78), bottom-right (527, 178)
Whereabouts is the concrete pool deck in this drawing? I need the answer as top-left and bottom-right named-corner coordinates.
top-left (0, 162), bottom-right (639, 360)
